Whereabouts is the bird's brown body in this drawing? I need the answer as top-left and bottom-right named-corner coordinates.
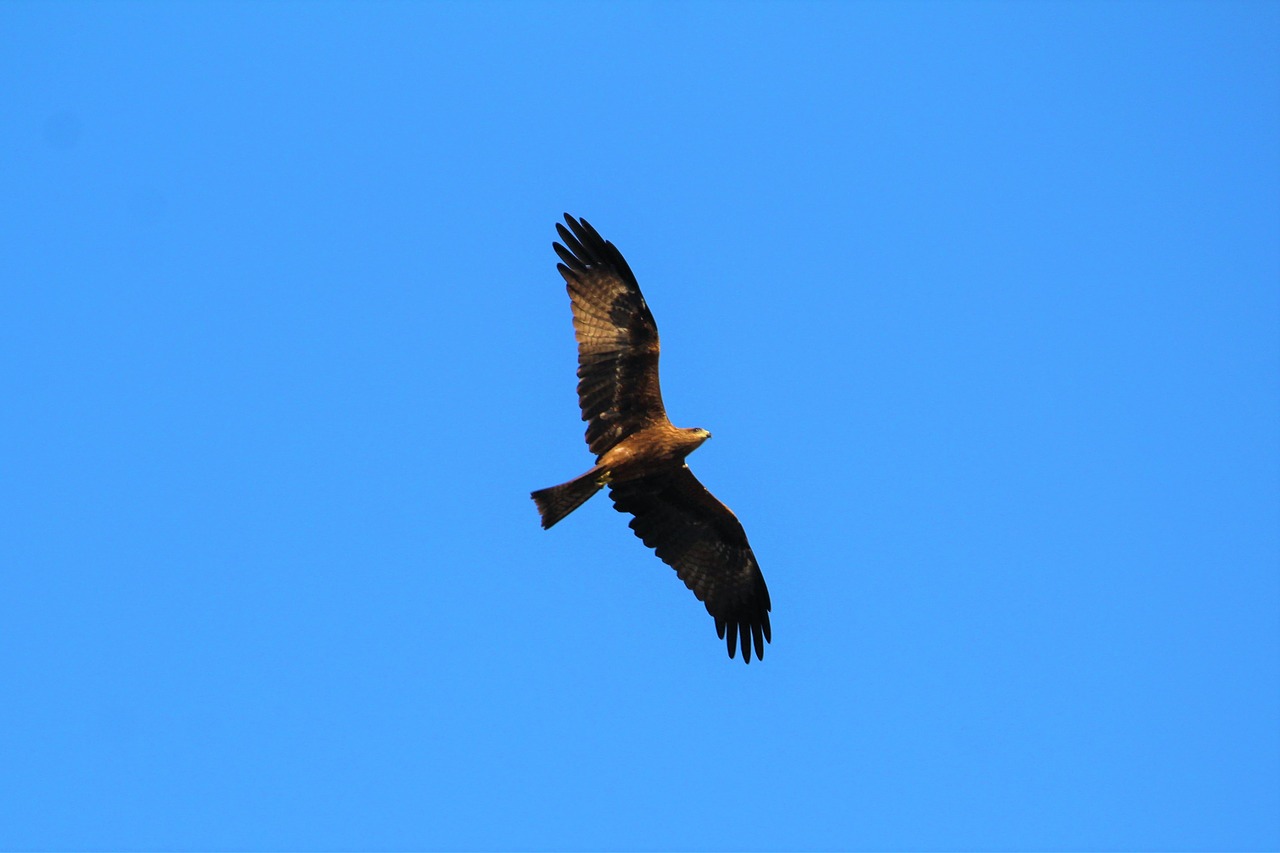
top-left (597, 423), bottom-right (709, 483)
top-left (531, 215), bottom-right (772, 663)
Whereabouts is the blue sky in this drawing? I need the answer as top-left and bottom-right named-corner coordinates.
top-left (2, 1), bottom-right (1278, 850)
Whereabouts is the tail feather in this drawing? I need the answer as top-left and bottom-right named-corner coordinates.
top-left (532, 469), bottom-right (604, 529)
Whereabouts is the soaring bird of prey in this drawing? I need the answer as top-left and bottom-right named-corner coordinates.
top-left (531, 214), bottom-right (772, 663)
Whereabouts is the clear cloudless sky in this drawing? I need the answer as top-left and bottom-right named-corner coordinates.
top-left (2, 2), bottom-right (1277, 850)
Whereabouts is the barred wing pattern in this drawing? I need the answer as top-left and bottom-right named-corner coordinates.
top-left (610, 466), bottom-right (772, 662)
top-left (554, 215), bottom-right (668, 456)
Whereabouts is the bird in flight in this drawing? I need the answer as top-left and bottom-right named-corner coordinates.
top-left (531, 214), bottom-right (772, 662)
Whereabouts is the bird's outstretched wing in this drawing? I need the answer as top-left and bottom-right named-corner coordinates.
top-left (554, 214), bottom-right (668, 456)
top-left (610, 466), bottom-right (772, 662)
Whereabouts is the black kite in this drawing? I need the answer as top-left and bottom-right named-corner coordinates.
top-left (531, 215), bottom-right (772, 663)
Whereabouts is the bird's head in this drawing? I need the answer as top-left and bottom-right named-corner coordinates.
top-left (690, 427), bottom-right (712, 444)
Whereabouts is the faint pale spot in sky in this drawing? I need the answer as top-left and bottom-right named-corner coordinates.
top-left (42, 110), bottom-right (82, 149)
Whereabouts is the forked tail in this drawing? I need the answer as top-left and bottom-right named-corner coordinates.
top-left (531, 468), bottom-right (605, 529)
